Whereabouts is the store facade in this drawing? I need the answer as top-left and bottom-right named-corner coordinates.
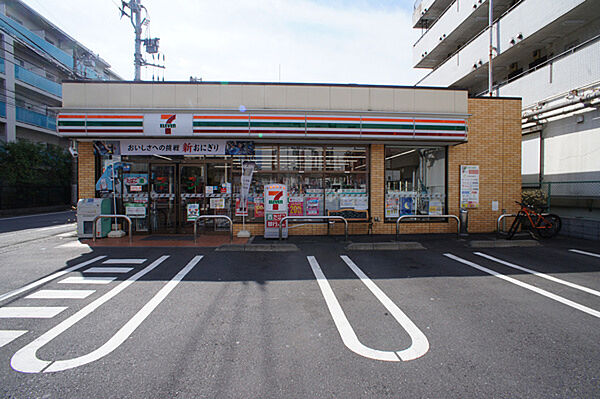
top-left (59, 82), bottom-right (521, 236)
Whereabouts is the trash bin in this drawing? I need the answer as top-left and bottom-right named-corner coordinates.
top-left (459, 208), bottom-right (469, 237)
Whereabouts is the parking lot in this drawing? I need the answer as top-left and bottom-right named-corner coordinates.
top-left (0, 233), bottom-right (599, 398)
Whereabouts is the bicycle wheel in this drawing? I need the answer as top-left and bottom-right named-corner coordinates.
top-left (506, 214), bottom-right (522, 239)
top-left (536, 214), bottom-right (562, 238)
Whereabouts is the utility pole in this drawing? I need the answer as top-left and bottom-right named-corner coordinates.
top-left (119, 0), bottom-right (164, 81)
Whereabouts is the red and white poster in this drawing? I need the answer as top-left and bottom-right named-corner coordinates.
top-left (288, 196), bottom-right (304, 216)
top-left (254, 197), bottom-right (264, 218)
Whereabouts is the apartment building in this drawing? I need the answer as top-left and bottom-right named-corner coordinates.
top-left (413, 0), bottom-right (600, 237)
top-left (0, 0), bottom-right (121, 147)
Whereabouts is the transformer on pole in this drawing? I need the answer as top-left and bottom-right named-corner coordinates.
top-left (118, 0), bottom-right (165, 81)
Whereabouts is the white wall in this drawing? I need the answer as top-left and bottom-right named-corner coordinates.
top-left (543, 109), bottom-right (600, 179)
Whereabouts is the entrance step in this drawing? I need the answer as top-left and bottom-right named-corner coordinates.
top-left (346, 242), bottom-right (425, 251)
top-left (216, 244), bottom-right (299, 252)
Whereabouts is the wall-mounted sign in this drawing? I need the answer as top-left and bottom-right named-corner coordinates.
top-left (460, 165), bottom-right (480, 209)
top-left (120, 139), bottom-right (226, 155)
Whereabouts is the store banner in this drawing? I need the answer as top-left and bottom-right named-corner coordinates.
top-left (120, 139), bottom-right (226, 155)
top-left (236, 161), bottom-right (255, 216)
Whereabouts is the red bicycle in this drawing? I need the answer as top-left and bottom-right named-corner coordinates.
top-left (507, 201), bottom-right (561, 239)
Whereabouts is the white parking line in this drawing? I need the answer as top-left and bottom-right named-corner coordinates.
top-left (59, 276), bottom-right (116, 285)
top-left (0, 307), bottom-right (67, 318)
top-left (25, 290), bottom-right (96, 300)
top-left (569, 249), bottom-right (600, 259)
top-left (102, 259), bottom-right (146, 264)
top-left (10, 255), bottom-right (201, 373)
top-left (475, 252), bottom-right (600, 298)
top-left (84, 267), bottom-right (133, 274)
top-left (445, 253), bottom-right (600, 319)
top-left (0, 331), bottom-right (27, 348)
top-left (0, 256), bottom-right (106, 303)
top-left (307, 255), bottom-right (429, 362)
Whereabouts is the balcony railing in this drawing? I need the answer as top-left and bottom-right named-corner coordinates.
top-left (0, 13), bottom-right (72, 69)
top-left (15, 65), bottom-right (62, 97)
top-left (16, 106), bottom-right (57, 131)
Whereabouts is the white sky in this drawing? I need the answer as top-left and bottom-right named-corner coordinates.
top-left (21, 0), bottom-right (428, 85)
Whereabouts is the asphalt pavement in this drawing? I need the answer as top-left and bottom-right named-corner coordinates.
top-left (0, 230), bottom-right (598, 398)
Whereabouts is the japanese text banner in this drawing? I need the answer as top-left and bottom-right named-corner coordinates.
top-left (120, 139), bottom-right (226, 155)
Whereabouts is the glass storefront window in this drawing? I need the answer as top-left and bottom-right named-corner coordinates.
top-left (384, 146), bottom-right (446, 221)
top-left (279, 146), bottom-right (323, 171)
top-left (325, 146), bottom-right (367, 172)
top-left (232, 144), bottom-right (369, 222)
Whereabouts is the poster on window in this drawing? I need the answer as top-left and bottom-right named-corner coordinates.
top-left (385, 197), bottom-right (399, 218)
top-left (187, 203), bottom-right (200, 221)
top-left (460, 165), bottom-right (480, 208)
top-left (210, 197), bottom-right (225, 209)
top-left (428, 199), bottom-right (443, 215)
top-left (305, 197), bottom-right (321, 216)
top-left (254, 197), bottom-right (264, 218)
top-left (289, 197), bottom-right (304, 216)
top-left (235, 198), bottom-right (248, 216)
top-left (400, 197), bottom-right (414, 215)
top-left (340, 197), bottom-right (354, 209)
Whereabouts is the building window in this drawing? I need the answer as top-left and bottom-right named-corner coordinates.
top-left (232, 144), bottom-right (368, 222)
top-left (384, 146), bottom-right (446, 221)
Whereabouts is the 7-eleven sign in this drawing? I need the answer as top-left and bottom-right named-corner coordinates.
top-left (268, 190), bottom-right (284, 210)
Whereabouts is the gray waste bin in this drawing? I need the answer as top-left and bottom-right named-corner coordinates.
top-left (459, 208), bottom-right (469, 237)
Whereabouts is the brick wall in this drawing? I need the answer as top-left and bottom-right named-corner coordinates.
top-left (78, 141), bottom-right (95, 199)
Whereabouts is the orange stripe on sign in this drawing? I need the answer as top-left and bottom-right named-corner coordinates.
top-left (414, 119), bottom-right (466, 124)
top-left (252, 116), bottom-right (305, 120)
top-left (58, 115), bottom-right (85, 119)
top-left (161, 114), bottom-right (175, 119)
top-left (86, 115), bottom-right (144, 119)
top-left (307, 116), bottom-right (361, 121)
top-left (361, 117), bottom-right (413, 122)
top-left (193, 115), bottom-right (248, 119)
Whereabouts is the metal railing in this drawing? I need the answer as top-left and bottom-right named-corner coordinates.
top-left (497, 214), bottom-right (517, 234)
top-left (279, 216), bottom-right (348, 241)
top-left (193, 215), bottom-right (233, 243)
top-left (497, 212), bottom-right (550, 235)
top-left (396, 214), bottom-right (461, 240)
top-left (92, 215), bottom-right (132, 244)
top-left (539, 181), bottom-right (600, 211)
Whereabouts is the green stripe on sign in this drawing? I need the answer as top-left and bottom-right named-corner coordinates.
top-left (86, 121), bottom-right (143, 127)
top-left (361, 123), bottom-right (414, 130)
top-left (194, 122), bottom-right (248, 127)
top-left (307, 122), bottom-right (361, 129)
top-left (415, 125), bottom-right (466, 131)
top-left (58, 121), bottom-right (85, 126)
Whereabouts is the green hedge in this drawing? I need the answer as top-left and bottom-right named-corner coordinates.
top-left (0, 140), bottom-right (71, 186)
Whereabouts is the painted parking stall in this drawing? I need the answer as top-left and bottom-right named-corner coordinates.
top-left (0, 255), bottom-right (204, 373)
top-left (307, 255), bottom-right (429, 362)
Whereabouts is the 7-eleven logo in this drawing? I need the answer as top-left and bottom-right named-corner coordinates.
top-left (268, 191), bottom-right (284, 210)
top-left (160, 114), bottom-right (177, 134)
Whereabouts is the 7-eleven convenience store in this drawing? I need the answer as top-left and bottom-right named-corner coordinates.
top-left (58, 81), bottom-right (521, 237)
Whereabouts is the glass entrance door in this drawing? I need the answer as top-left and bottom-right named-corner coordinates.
top-left (204, 160), bottom-right (233, 219)
top-left (150, 164), bottom-right (177, 233)
top-left (179, 165), bottom-right (206, 233)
